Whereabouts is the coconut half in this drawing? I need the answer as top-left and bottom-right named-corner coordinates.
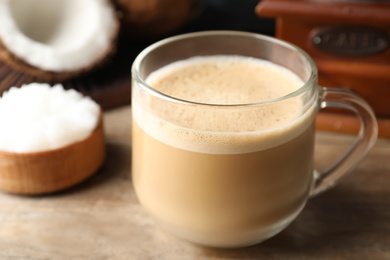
top-left (0, 0), bottom-right (119, 80)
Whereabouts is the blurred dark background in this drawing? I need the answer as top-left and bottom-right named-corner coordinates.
top-left (181, 0), bottom-right (275, 36)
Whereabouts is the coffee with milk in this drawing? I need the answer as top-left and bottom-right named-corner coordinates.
top-left (132, 55), bottom-right (316, 247)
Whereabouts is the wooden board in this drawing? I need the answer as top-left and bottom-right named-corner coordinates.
top-left (0, 106), bottom-right (389, 259)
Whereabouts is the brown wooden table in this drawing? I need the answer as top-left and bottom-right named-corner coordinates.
top-left (0, 105), bottom-right (389, 260)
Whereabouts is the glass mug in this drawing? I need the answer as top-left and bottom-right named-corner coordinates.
top-left (131, 31), bottom-right (377, 248)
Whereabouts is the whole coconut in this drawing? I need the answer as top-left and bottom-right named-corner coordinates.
top-left (114, 0), bottom-right (195, 38)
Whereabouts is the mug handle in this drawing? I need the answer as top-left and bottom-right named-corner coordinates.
top-left (310, 87), bottom-right (378, 197)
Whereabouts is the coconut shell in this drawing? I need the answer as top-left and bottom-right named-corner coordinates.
top-left (0, 15), bottom-right (120, 82)
top-left (0, 111), bottom-right (106, 195)
top-left (114, 0), bottom-right (195, 38)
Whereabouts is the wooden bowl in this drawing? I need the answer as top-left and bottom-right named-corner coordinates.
top-left (0, 113), bottom-right (105, 195)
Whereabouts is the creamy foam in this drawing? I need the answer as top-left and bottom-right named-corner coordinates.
top-left (133, 55), bottom-right (316, 154)
top-left (146, 56), bottom-right (301, 104)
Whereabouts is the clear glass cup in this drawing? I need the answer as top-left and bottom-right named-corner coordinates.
top-left (131, 31), bottom-right (377, 248)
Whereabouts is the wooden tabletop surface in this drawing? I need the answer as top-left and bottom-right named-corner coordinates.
top-left (0, 105), bottom-right (389, 260)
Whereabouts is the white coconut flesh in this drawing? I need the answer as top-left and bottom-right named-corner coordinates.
top-left (0, 0), bottom-right (117, 72)
top-left (0, 83), bottom-right (100, 153)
